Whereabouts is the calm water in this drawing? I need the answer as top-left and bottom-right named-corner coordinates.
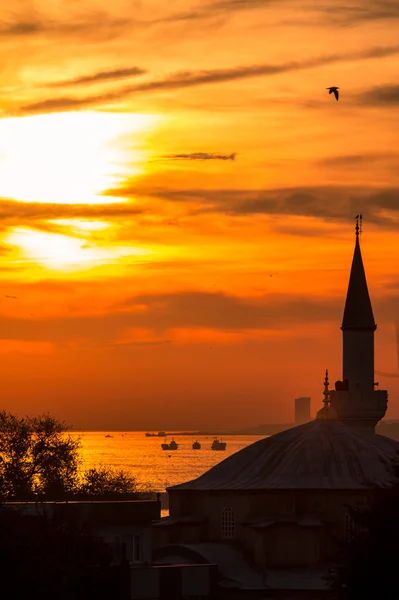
top-left (70, 431), bottom-right (266, 492)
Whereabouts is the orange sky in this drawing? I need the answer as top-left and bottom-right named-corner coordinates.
top-left (0, 0), bottom-right (399, 430)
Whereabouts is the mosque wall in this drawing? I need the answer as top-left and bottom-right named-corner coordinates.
top-left (165, 488), bottom-right (372, 567)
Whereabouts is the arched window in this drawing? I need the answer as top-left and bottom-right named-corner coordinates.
top-left (345, 512), bottom-right (364, 542)
top-left (345, 512), bottom-right (355, 542)
top-left (221, 507), bottom-right (235, 539)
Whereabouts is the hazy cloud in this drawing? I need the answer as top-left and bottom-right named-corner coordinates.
top-left (125, 291), bottom-right (341, 331)
top-left (48, 67), bottom-right (147, 88)
top-left (321, 1), bottom-right (399, 25)
top-left (0, 199), bottom-right (145, 222)
top-left (160, 0), bottom-right (399, 26)
top-left (360, 84), bottom-right (399, 106)
top-left (157, 0), bottom-right (283, 23)
top-left (21, 45), bottom-right (399, 114)
top-left (318, 153), bottom-right (398, 166)
top-left (110, 339), bottom-right (172, 348)
top-left (0, 20), bottom-right (44, 36)
top-left (375, 370), bottom-right (399, 378)
top-left (111, 185), bottom-right (399, 226)
top-left (0, 291), bottom-right (343, 344)
top-left (0, 11), bottom-right (130, 39)
top-left (163, 152), bottom-right (236, 161)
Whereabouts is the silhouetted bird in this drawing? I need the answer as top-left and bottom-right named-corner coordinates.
top-left (326, 87), bottom-right (339, 101)
top-left (4, 295), bottom-right (18, 299)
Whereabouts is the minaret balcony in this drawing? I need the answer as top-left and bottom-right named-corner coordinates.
top-left (330, 389), bottom-right (387, 424)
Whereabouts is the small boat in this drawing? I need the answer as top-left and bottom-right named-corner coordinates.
top-left (105, 434), bottom-right (113, 438)
top-left (211, 438), bottom-right (226, 450)
top-left (161, 439), bottom-right (178, 450)
top-left (192, 440), bottom-right (201, 450)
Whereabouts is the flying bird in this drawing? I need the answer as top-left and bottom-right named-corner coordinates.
top-left (4, 295), bottom-right (18, 299)
top-left (326, 86), bottom-right (339, 101)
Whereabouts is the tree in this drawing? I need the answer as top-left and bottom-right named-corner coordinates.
top-left (76, 467), bottom-right (138, 500)
top-left (331, 473), bottom-right (399, 599)
top-left (0, 411), bottom-right (80, 500)
top-left (0, 411), bottom-right (139, 501)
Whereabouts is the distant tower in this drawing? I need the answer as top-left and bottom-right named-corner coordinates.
top-left (330, 217), bottom-right (388, 431)
top-left (295, 397), bottom-right (311, 425)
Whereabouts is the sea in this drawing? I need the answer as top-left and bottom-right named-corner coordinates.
top-left (70, 431), bottom-right (266, 493)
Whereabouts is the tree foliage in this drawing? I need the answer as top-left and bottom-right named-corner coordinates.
top-left (77, 467), bottom-right (138, 500)
top-left (0, 411), bottom-right (138, 501)
top-left (0, 411), bottom-right (80, 500)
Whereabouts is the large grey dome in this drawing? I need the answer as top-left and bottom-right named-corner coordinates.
top-left (169, 420), bottom-right (399, 491)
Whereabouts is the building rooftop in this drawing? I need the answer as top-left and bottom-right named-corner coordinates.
top-left (155, 543), bottom-right (331, 590)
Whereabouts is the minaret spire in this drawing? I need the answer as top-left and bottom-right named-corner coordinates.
top-left (341, 215), bottom-right (375, 331)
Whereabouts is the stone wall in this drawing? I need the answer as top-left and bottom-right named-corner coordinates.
top-left (162, 488), bottom-right (371, 568)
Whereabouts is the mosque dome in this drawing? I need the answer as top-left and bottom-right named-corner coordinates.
top-left (168, 420), bottom-right (399, 492)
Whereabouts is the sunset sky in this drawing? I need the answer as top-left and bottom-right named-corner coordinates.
top-left (0, 0), bottom-right (399, 430)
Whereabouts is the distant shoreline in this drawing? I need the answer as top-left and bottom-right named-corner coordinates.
top-left (67, 426), bottom-right (294, 436)
top-left (67, 419), bottom-right (399, 440)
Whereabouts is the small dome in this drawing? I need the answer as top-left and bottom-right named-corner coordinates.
top-left (316, 405), bottom-right (338, 420)
top-left (169, 420), bottom-right (399, 492)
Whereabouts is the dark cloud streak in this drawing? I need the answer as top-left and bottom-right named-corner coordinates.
top-left (163, 152), bottom-right (236, 161)
top-left (317, 153), bottom-right (398, 166)
top-left (0, 199), bottom-right (145, 222)
top-left (48, 67), bottom-right (147, 88)
top-left (21, 44), bottom-right (399, 114)
top-left (158, 0), bottom-right (399, 26)
top-left (0, 12), bottom-right (130, 39)
top-left (321, 1), bottom-right (399, 24)
top-left (109, 184), bottom-right (399, 227)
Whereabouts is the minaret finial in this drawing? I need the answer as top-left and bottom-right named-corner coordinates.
top-left (355, 215), bottom-right (360, 237)
top-left (323, 369), bottom-right (330, 406)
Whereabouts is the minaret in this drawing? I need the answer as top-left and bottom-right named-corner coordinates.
top-left (316, 369), bottom-right (337, 420)
top-left (330, 217), bottom-right (388, 431)
top-left (341, 215), bottom-right (376, 395)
